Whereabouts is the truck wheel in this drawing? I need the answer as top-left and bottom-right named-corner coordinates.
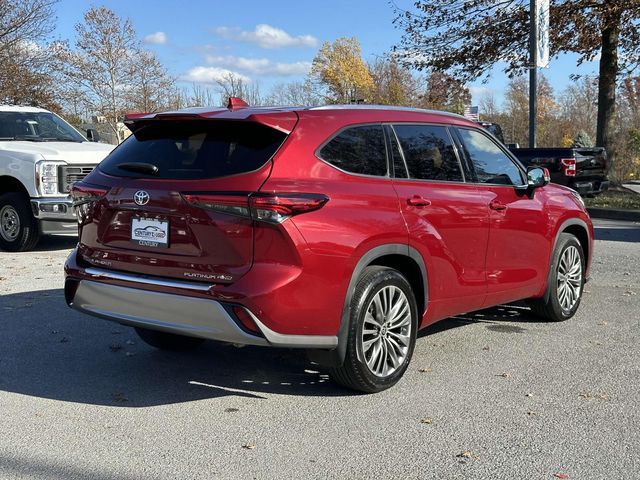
top-left (330, 266), bottom-right (418, 393)
top-left (0, 192), bottom-right (40, 252)
top-left (528, 233), bottom-right (585, 322)
top-left (135, 327), bottom-right (205, 352)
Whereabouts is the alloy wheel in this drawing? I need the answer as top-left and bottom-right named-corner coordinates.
top-left (557, 245), bottom-right (582, 312)
top-left (361, 285), bottom-right (413, 377)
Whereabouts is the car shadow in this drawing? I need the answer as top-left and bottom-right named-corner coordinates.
top-left (417, 303), bottom-right (543, 338)
top-left (593, 220), bottom-right (640, 243)
top-left (0, 289), bottom-right (355, 407)
top-left (0, 288), bottom-right (549, 406)
top-left (32, 235), bottom-right (78, 252)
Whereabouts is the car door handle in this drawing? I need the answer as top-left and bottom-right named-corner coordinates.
top-left (489, 200), bottom-right (507, 211)
top-left (407, 195), bottom-right (431, 207)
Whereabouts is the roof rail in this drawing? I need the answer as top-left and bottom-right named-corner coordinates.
top-left (308, 104), bottom-right (465, 119)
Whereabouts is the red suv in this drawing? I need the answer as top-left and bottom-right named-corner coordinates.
top-left (64, 101), bottom-right (593, 393)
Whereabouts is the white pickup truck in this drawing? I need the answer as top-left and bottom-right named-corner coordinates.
top-left (0, 105), bottom-right (114, 251)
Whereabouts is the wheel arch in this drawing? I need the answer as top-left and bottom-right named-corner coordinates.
top-left (307, 243), bottom-right (428, 368)
top-left (0, 176), bottom-right (30, 197)
top-left (542, 218), bottom-right (590, 303)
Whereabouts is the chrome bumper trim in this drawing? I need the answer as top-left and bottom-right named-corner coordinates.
top-left (71, 279), bottom-right (339, 349)
top-left (84, 267), bottom-right (213, 292)
top-left (30, 197), bottom-right (76, 220)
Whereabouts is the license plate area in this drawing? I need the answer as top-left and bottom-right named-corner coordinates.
top-left (131, 217), bottom-right (169, 248)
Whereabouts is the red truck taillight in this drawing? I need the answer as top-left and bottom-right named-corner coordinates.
top-left (181, 192), bottom-right (329, 224)
top-left (71, 182), bottom-right (109, 224)
top-left (560, 158), bottom-right (577, 177)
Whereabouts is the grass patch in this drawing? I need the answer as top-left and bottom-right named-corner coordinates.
top-left (584, 188), bottom-right (640, 210)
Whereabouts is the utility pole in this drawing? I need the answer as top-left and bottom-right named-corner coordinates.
top-left (529, 0), bottom-right (537, 148)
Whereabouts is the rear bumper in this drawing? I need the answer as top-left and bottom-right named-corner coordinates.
top-left (570, 179), bottom-right (610, 195)
top-left (64, 252), bottom-right (338, 349)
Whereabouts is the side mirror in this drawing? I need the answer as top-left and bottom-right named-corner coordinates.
top-left (527, 167), bottom-right (550, 188)
top-left (86, 128), bottom-right (100, 142)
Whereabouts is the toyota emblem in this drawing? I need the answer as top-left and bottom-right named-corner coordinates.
top-left (134, 190), bottom-right (150, 206)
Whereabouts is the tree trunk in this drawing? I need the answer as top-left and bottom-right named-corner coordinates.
top-left (596, 10), bottom-right (621, 171)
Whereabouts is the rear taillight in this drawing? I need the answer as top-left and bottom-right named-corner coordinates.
top-left (181, 192), bottom-right (329, 224)
top-left (560, 158), bottom-right (577, 177)
top-left (71, 182), bottom-right (109, 224)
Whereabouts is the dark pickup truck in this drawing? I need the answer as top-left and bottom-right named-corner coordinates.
top-left (478, 122), bottom-right (610, 195)
top-left (510, 147), bottom-right (610, 196)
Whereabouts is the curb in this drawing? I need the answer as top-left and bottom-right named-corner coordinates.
top-left (587, 207), bottom-right (640, 222)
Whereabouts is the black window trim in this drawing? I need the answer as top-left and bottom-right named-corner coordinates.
top-left (315, 122), bottom-right (391, 179)
top-left (387, 122), bottom-right (468, 184)
top-left (454, 126), bottom-right (528, 188)
top-left (383, 124), bottom-right (409, 179)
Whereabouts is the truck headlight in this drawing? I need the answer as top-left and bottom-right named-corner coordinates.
top-left (35, 161), bottom-right (66, 196)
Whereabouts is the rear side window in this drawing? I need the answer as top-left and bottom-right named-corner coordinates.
top-left (318, 125), bottom-right (387, 176)
top-left (456, 128), bottom-right (523, 185)
top-left (99, 121), bottom-right (287, 179)
top-left (393, 124), bottom-right (463, 182)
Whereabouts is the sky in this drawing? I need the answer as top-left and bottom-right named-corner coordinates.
top-left (52, 0), bottom-right (601, 108)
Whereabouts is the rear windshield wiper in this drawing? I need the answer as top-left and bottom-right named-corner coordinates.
top-left (116, 162), bottom-right (159, 175)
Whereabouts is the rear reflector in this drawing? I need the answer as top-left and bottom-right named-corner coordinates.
top-left (181, 192), bottom-right (329, 224)
top-left (232, 306), bottom-right (261, 334)
top-left (560, 158), bottom-right (577, 177)
top-left (70, 182), bottom-right (109, 224)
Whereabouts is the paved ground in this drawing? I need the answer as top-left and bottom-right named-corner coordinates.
top-left (623, 183), bottom-right (640, 195)
top-left (0, 219), bottom-right (639, 479)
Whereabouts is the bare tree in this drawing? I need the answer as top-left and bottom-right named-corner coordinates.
top-left (58, 6), bottom-right (139, 142)
top-left (216, 73), bottom-right (263, 106)
top-left (127, 50), bottom-right (175, 112)
top-left (0, 0), bottom-right (60, 109)
top-left (265, 80), bottom-right (321, 106)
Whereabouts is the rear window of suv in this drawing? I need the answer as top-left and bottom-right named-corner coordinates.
top-left (99, 121), bottom-right (287, 179)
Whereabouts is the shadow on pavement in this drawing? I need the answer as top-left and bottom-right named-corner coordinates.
top-left (593, 220), bottom-right (640, 243)
top-left (0, 289), bottom-right (352, 406)
top-left (31, 235), bottom-right (77, 252)
top-left (418, 303), bottom-right (542, 338)
top-left (0, 288), bottom-right (549, 406)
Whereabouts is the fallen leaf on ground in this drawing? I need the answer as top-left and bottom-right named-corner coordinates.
top-left (242, 443), bottom-right (256, 450)
top-left (456, 450), bottom-right (478, 459)
top-left (553, 473), bottom-right (569, 479)
top-left (418, 367), bottom-right (432, 373)
top-left (482, 346), bottom-right (490, 351)
top-left (60, 337), bottom-right (69, 343)
top-left (225, 408), bottom-right (239, 413)
top-left (126, 340), bottom-right (135, 345)
top-left (525, 393), bottom-right (533, 397)
top-left (496, 372), bottom-right (510, 378)
top-left (420, 418), bottom-right (433, 424)
top-left (109, 344), bottom-right (122, 352)
top-left (527, 410), bottom-right (537, 416)
top-left (125, 352), bottom-right (136, 357)
top-left (579, 392), bottom-right (609, 401)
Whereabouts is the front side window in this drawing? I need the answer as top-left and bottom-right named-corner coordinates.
top-left (393, 124), bottom-right (463, 182)
top-left (319, 125), bottom-right (387, 176)
top-left (456, 128), bottom-right (524, 185)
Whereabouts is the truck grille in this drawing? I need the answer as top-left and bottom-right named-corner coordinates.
top-left (58, 165), bottom-right (95, 193)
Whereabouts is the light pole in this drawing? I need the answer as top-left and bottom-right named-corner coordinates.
top-left (529, 0), bottom-right (538, 148)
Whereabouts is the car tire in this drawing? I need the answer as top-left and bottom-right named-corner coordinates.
top-left (135, 327), bottom-right (205, 352)
top-left (330, 266), bottom-right (418, 393)
top-left (0, 192), bottom-right (40, 252)
top-left (528, 233), bottom-right (585, 322)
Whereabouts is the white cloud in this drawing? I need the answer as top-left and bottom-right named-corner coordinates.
top-left (144, 32), bottom-right (167, 45)
top-left (214, 24), bottom-right (317, 49)
top-left (181, 66), bottom-right (250, 84)
top-left (205, 55), bottom-right (311, 76)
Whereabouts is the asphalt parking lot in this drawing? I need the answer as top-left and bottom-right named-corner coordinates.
top-left (1, 219), bottom-right (638, 480)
